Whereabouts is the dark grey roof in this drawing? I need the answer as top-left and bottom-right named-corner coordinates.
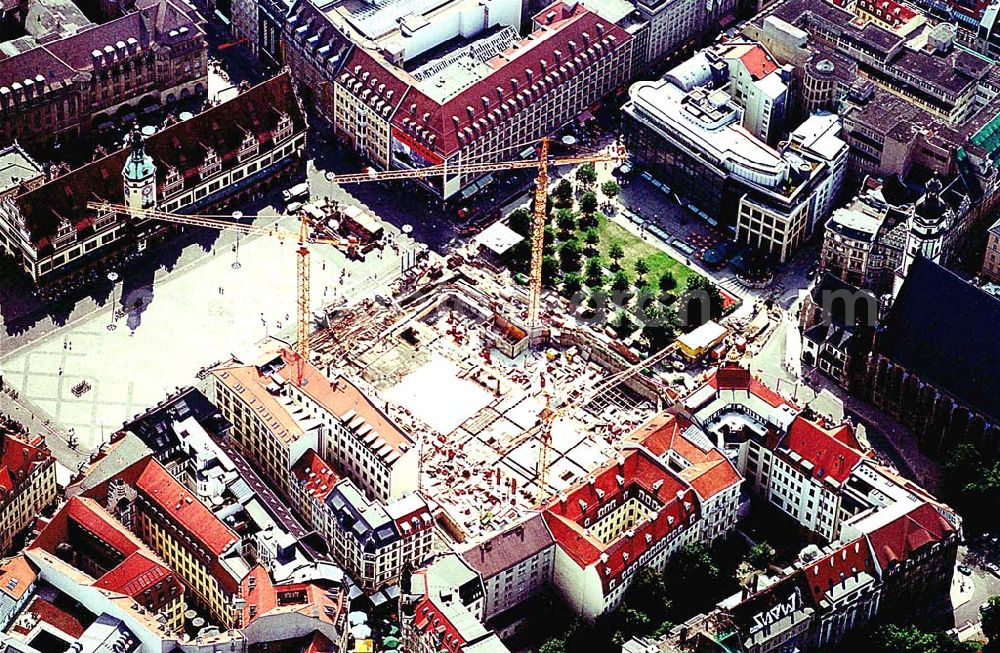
top-left (327, 480), bottom-right (399, 552)
top-left (877, 257), bottom-right (1000, 421)
top-left (810, 273), bottom-right (877, 328)
top-left (460, 513), bottom-right (554, 579)
top-left (121, 387), bottom-right (223, 454)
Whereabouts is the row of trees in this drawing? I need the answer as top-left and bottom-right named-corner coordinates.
top-left (537, 544), bottom-right (726, 653)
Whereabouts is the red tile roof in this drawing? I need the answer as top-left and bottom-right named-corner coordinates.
top-left (782, 416), bottom-right (865, 484)
top-left (32, 496), bottom-right (184, 604)
top-left (17, 72), bottom-right (305, 246)
top-left (803, 538), bottom-right (875, 604)
top-left (277, 349), bottom-right (414, 458)
top-left (291, 449), bottom-right (340, 502)
top-left (629, 413), bottom-right (741, 501)
top-left (411, 594), bottom-right (467, 653)
top-left (339, 2), bottom-right (631, 158)
top-left (67, 499), bottom-right (139, 554)
top-left (680, 459), bottom-right (741, 501)
top-left (0, 556), bottom-right (36, 601)
top-left (542, 449), bottom-right (699, 588)
top-left (241, 565), bottom-right (345, 627)
top-left (737, 44), bottom-right (779, 80)
top-left (629, 413), bottom-right (686, 457)
top-left (131, 457), bottom-right (239, 556)
top-left (865, 502), bottom-right (956, 570)
top-left (21, 596), bottom-right (85, 638)
top-left (0, 433), bottom-right (52, 493)
top-left (708, 364), bottom-right (792, 409)
top-left (93, 551), bottom-right (180, 599)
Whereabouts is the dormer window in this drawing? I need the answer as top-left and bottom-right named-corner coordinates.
top-left (239, 130), bottom-right (259, 161)
top-left (274, 112), bottom-right (293, 143)
top-left (53, 216), bottom-right (75, 249)
top-left (200, 147), bottom-right (221, 178)
top-left (94, 205), bottom-right (116, 230)
top-left (163, 166), bottom-right (183, 197)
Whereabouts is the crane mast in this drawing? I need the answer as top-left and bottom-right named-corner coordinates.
top-left (528, 138), bottom-right (549, 341)
top-left (90, 138), bottom-right (627, 478)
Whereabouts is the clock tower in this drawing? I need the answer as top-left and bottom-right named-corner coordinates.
top-left (122, 125), bottom-right (157, 215)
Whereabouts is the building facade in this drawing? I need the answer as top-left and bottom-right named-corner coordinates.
top-left (85, 456), bottom-right (250, 629)
top-left (983, 215), bottom-right (1000, 280)
top-left (213, 347), bottom-right (419, 505)
top-left (325, 480), bottom-right (433, 593)
top-left (623, 44), bottom-right (845, 262)
top-left (285, 1), bottom-right (634, 201)
top-left (0, 0), bottom-right (207, 149)
top-left (0, 431), bottom-right (58, 555)
top-left (865, 256), bottom-right (1000, 453)
top-left (543, 448), bottom-right (705, 620)
top-left (0, 73), bottom-right (306, 283)
top-left (30, 496), bottom-right (187, 633)
top-left (459, 514), bottom-right (556, 622)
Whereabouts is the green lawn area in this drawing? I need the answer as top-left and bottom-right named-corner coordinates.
top-left (594, 215), bottom-right (700, 288)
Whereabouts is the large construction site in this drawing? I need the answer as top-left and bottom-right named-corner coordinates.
top-left (308, 245), bottom-right (685, 544)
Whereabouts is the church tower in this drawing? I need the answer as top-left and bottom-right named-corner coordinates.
top-left (122, 126), bottom-right (157, 215)
top-left (893, 175), bottom-right (951, 297)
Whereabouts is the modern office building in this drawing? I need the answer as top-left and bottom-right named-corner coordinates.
top-left (623, 49), bottom-right (845, 261)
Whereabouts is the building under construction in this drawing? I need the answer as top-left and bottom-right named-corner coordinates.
top-left (309, 252), bottom-right (680, 544)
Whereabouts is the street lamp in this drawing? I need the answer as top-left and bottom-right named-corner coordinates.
top-left (107, 271), bottom-right (119, 330)
top-left (232, 211), bottom-right (243, 270)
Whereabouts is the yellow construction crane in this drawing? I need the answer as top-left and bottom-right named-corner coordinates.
top-left (85, 202), bottom-right (357, 378)
top-left (505, 342), bottom-right (679, 504)
top-left (328, 137), bottom-right (628, 338)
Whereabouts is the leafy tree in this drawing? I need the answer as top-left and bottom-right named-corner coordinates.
top-left (537, 638), bottom-right (566, 653)
top-left (553, 179), bottom-right (574, 207)
top-left (942, 444), bottom-right (1000, 530)
top-left (982, 596), bottom-right (1000, 643)
top-left (746, 542), bottom-right (776, 570)
top-left (555, 208), bottom-right (577, 236)
top-left (874, 624), bottom-right (977, 653)
top-left (622, 566), bottom-right (671, 627)
top-left (562, 273), bottom-right (584, 298)
top-left (658, 270), bottom-right (677, 293)
top-left (613, 310), bottom-right (636, 337)
top-left (579, 210), bottom-right (602, 230)
top-left (679, 276), bottom-right (724, 329)
top-left (588, 287), bottom-right (609, 311)
top-left (542, 255), bottom-right (560, 287)
top-left (580, 191), bottom-right (598, 216)
top-left (543, 225), bottom-right (557, 256)
top-left (608, 242), bottom-right (625, 270)
top-left (634, 258), bottom-right (650, 282)
top-left (501, 240), bottom-right (531, 274)
top-left (583, 228), bottom-right (600, 254)
top-left (639, 298), bottom-right (678, 351)
top-left (611, 270), bottom-right (631, 293)
top-left (664, 544), bottom-right (722, 618)
top-left (586, 256), bottom-right (604, 281)
top-left (508, 207), bottom-right (531, 236)
top-left (559, 240), bottom-right (583, 273)
top-left (576, 163), bottom-right (597, 187)
top-left (601, 180), bottom-right (621, 200)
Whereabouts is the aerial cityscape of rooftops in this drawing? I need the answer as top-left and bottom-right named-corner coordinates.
top-left (1, 0), bottom-right (1000, 650)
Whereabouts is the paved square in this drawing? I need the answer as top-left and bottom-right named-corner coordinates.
top-left (1, 212), bottom-right (417, 455)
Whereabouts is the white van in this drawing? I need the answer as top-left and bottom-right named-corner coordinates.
top-left (282, 182), bottom-right (309, 203)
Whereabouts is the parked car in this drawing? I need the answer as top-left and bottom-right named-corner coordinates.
top-left (958, 564), bottom-right (973, 576)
